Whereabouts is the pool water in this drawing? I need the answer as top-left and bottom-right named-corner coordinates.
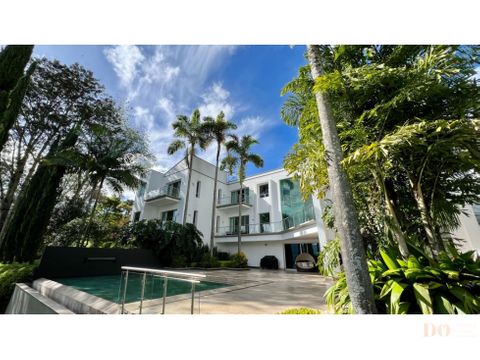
top-left (54, 274), bottom-right (227, 304)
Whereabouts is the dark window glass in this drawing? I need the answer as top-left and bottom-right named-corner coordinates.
top-left (259, 184), bottom-right (269, 198)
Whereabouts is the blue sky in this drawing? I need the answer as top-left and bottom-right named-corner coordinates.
top-left (34, 45), bottom-right (307, 178)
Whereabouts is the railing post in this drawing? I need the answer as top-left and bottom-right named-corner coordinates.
top-left (121, 270), bottom-right (129, 314)
top-left (139, 272), bottom-right (147, 314)
top-left (191, 282), bottom-right (196, 315)
top-left (162, 276), bottom-right (168, 314)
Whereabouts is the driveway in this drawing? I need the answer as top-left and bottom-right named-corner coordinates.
top-left (130, 269), bottom-right (334, 314)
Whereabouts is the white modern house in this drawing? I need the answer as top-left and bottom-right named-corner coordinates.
top-left (132, 155), bottom-right (332, 269)
top-left (132, 155), bottom-right (480, 269)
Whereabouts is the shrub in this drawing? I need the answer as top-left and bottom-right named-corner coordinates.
top-left (123, 219), bottom-right (205, 267)
top-left (325, 247), bottom-right (480, 314)
top-left (317, 238), bottom-right (341, 277)
top-left (228, 252), bottom-right (248, 268)
top-left (0, 262), bottom-right (38, 313)
top-left (219, 260), bottom-right (231, 268)
top-left (197, 252), bottom-right (220, 268)
top-left (216, 251), bottom-right (231, 261)
top-left (280, 307), bottom-right (321, 314)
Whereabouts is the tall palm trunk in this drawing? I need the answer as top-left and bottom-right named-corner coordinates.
top-left (307, 45), bottom-right (377, 314)
top-left (209, 143), bottom-right (221, 255)
top-left (237, 180), bottom-right (243, 254)
top-left (182, 146), bottom-right (194, 225)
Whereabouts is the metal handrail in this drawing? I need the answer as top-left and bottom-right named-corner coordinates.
top-left (120, 266), bottom-right (205, 315)
top-left (121, 266), bottom-right (206, 278)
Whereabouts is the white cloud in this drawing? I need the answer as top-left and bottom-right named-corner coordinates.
top-left (156, 97), bottom-right (176, 119)
top-left (198, 82), bottom-right (235, 119)
top-left (104, 45), bottom-right (145, 87)
top-left (236, 116), bottom-right (270, 141)
top-left (104, 45), bottom-right (275, 172)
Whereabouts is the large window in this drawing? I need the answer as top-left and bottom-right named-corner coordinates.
top-left (231, 188), bottom-right (249, 204)
top-left (228, 215), bottom-right (249, 234)
top-left (161, 209), bottom-right (177, 222)
top-left (259, 212), bottom-right (270, 233)
top-left (137, 182), bottom-right (146, 198)
top-left (259, 183), bottom-right (269, 198)
top-left (167, 180), bottom-right (181, 197)
top-left (280, 178), bottom-right (314, 230)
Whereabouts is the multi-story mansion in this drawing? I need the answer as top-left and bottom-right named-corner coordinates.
top-left (132, 156), bottom-right (480, 270)
top-left (132, 156), bottom-right (333, 269)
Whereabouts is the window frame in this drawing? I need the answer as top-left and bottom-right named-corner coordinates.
top-left (259, 183), bottom-right (269, 198)
top-left (195, 180), bottom-right (201, 198)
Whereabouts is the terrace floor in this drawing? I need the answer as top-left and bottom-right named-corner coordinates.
top-left (126, 269), bottom-right (334, 314)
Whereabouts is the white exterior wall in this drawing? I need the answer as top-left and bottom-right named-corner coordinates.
top-left (452, 204), bottom-right (480, 255)
top-left (133, 156), bottom-right (480, 268)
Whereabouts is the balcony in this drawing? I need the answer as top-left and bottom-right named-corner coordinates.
top-left (215, 204), bottom-right (316, 236)
top-left (145, 185), bottom-right (180, 206)
top-left (216, 195), bottom-right (253, 210)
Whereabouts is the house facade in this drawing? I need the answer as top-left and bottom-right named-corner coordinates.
top-left (132, 156), bottom-right (332, 269)
top-left (132, 156), bottom-right (480, 269)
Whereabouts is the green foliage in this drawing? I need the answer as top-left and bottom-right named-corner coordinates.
top-left (0, 261), bottom-right (37, 313)
top-left (193, 252), bottom-right (221, 268)
top-left (0, 45), bottom-right (34, 152)
top-left (325, 249), bottom-right (480, 314)
top-left (122, 219), bottom-right (210, 268)
top-left (282, 45), bottom-right (480, 257)
top-left (221, 134), bottom-right (264, 184)
top-left (280, 307), bottom-right (321, 314)
top-left (0, 128), bottom-right (80, 262)
top-left (45, 196), bottom-right (132, 248)
top-left (317, 238), bottom-right (341, 277)
top-left (227, 252), bottom-right (248, 268)
top-left (215, 251), bottom-right (231, 261)
top-left (219, 260), bottom-right (231, 268)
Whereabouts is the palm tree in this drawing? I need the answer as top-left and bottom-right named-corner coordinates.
top-left (168, 109), bottom-right (209, 225)
top-left (307, 45), bottom-right (377, 314)
top-left (221, 134), bottom-right (263, 254)
top-left (80, 126), bottom-right (149, 245)
top-left (202, 112), bottom-right (237, 255)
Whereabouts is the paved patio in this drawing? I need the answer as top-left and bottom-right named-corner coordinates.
top-left (126, 269), bottom-right (334, 314)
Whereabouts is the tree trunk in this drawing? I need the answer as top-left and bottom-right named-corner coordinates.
top-left (209, 143), bottom-right (221, 255)
top-left (0, 128), bottom-right (79, 262)
top-left (237, 180), bottom-right (243, 254)
top-left (0, 46), bottom-right (34, 152)
top-left (0, 156), bottom-right (27, 236)
top-left (307, 45), bottom-right (377, 314)
top-left (372, 167), bottom-right (409, 258)
top-left (407, 174), bottom-right (444, 255)
top-left (182, 146), bottom-right (194, 225)
top-left (82, 177), bottom-right (105, 247)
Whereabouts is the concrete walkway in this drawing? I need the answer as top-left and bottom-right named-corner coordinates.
top-left (128, 269), bottom-right (333, 314)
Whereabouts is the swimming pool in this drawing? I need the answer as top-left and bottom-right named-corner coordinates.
top-left (54, 274), bottom-right (227, 304)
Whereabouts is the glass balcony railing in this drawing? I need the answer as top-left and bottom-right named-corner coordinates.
top-left (215, 204), bottom-right (315, 236)
top-left (145, 185), bottom-right (180, 201)
top-left (216, 194), bottom-right (252, 207)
